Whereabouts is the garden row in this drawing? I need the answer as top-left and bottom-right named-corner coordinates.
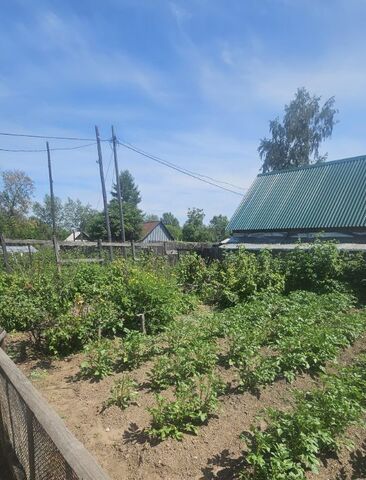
top-left (79, 290), bottom-right (366, 449)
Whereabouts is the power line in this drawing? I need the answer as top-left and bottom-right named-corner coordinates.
top-left (0, 142), bottom-right (97, 153)
top-left (0, 131), bottom-right (108, 142)
top-left (117, 140), bottom-right (244, 196)
top-left (0, 128), bottom-right (245, 196)
top-left (119, 140), bottom-right (246, 192)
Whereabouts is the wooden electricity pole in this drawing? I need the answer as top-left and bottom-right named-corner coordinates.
top-left (95, 126), bottom-right (113, 261)
top-left (47, 142), bottom-right (56, 237)
top-left (47, 142), bottom-right (61, 273)
top-left (111, 127), bottom-right (126, 259)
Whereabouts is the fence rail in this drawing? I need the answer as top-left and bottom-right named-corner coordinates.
top-left (0, 331), bottom-right (111, 480)
top-left (2, 238), bottom-right (215, 250)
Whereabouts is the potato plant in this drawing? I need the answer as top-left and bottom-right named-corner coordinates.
top-left (147, 374), bottom-right (224, 440)
top-left (104, 375), bottom-right (138, 410)
top-left (242, 355), bottom-right (366, 479)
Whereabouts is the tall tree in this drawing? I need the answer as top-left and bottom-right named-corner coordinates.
top-left (33, 194), bottom-right (64, 227)
top-left (63, 198), bottom-right (97, 231)
top-left (88, 170), bottom-right (143, 241)
top-left (161, 212), bottom-right (181, 240)
top-left (144, 213), bottom-right (159, 222)
top-left (0, 170), bottom-right (34, 217)
top-left (258, 87), bottom-right (338, 173)
top-left (111, 170), bottom-right (141, 206)
top-left (208, 215), bottom-right (229, 242)
top-left (161, 212), bottom-right (180, 228)
top-left (182, 208), bottom-right (210, 242)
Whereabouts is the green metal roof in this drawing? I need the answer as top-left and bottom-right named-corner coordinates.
top-left (228, 155), bottom-right (366, 232)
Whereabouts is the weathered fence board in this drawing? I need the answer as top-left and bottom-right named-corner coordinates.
top-left (0, 334), bottom-right (111, 480)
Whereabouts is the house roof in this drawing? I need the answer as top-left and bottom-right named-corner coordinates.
top-left (140, 221), bottom-right (174, 241)
top-left (141, 221), bottom-right (160, 239)
top-left (64, 231), bottom-right (90, 242)
top-left (228, 155), bottom-right (366, 232)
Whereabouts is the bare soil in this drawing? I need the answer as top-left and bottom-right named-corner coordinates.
top-left (7, 332), bottom-right (366, 480)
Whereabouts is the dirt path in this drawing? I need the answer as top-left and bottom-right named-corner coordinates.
top-left (8, 333), bottom-right (366, 480)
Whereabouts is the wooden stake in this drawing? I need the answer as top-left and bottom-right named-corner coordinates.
top-left (131, 240), bottom-right (136, 261)
top-left (138, 313), bottom-right (146, 334)
top-left (95, 126), bottom-right (113, 261)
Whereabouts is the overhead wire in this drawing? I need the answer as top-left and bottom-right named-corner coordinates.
top-left (119, 140), bottom-right (246, 192)
top-left (0, 128), bottom-right (245, 197)
top-left (0, 142), bottom-right (97, 153)
top-left (116, 140), bottom-right (244, 196)
top-left (0, 131), bottom-right (107, 142)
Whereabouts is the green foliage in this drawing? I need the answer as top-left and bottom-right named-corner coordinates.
top-left (147, 374), bottom-right (224, 440)
top-left (0, 257), bottom-right (192, 355)
top-left (259, 87), bottom-right (338, 173)
top-left (117, 331), bottom-right (156, 370)
top-left (176, 250), bottom-right (285, 308)
top-left (80, 339), bottom-right (116, 380)
top-left (149, 338), bottom-right (217, 390)
top-left (284, 241), bottom-right (345, 293)
top-left (238, 293), bottom-right (364, 390)
top-left (241, 356), bottom-right (366, 479)
top-left (208, 214), bottom-right (229, 242)
top-left (104, 375), bottom-right (138, 410)
top-left (182, 208), bottom-right (210, 242)
top-left (0, 169), bottom-right (34, 217)
top-left (176, 252), bottom-right (208, 293)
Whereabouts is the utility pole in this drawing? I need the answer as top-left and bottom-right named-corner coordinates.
top-left (46, 142), bottom-right (56, 237)
top-left (111, 126), bottom-right (126, 255)
top-left (47, 142), bottom-right (61, 273)
top-left (95, 126), bottom-right (113, 261)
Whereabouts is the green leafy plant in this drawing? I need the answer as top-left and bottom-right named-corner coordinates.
top-left (80, 339), bottom-right (116, 380)
top-left (241, 355), bottom-right (366, 479)
top-left (104, 375), bottom-right (138, 410)
top-left (147, 374), bottom-right (224, 440)
top-left (149, 339), bottom-right (217, 390)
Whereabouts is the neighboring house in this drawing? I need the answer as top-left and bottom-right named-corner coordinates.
top-left (64, 231), bottom-right (91, 242)
top-left (225, 155), bottom-right (366, 248)
top-left (140, 221), bottom-right (174, 243)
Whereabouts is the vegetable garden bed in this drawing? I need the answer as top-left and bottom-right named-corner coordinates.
top-left (1, 245), bottom-right (366, 479)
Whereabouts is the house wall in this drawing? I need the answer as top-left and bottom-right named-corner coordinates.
top-left (142, 224), bottom-right (172, 243)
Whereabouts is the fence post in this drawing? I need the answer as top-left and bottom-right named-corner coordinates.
top-left (97, 239), bottom-right (103, 262)
top-left (131, 240), bottom-right (136, 261)
top-left (0, 234), bottom-right (10, 273)
top-left (27, 244), bottom-right (33, 267)
top-left (52, 235), bottom-right (61, 274)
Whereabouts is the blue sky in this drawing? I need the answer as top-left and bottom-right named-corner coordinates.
top-left (1, 0), bottom-right (366, 223)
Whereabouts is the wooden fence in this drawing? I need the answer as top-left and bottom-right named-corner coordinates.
top-left (0, 237), bottom-right (222, 271)
top-left (0, 330), bottom-right (111, 480)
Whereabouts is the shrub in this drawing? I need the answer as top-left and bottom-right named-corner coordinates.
top-left (284, 242), bottom-right (345, 293)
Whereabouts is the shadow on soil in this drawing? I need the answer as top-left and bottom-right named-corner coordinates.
top-left (201, 448), bottom-right (247, 480)
top-left (349, 440), bottom-right (366, 479)
top-left (122, 422), bottom-right (160, 447)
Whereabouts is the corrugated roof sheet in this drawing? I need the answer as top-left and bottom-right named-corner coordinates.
top-left (228, 155), bottom-right (366, 232)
